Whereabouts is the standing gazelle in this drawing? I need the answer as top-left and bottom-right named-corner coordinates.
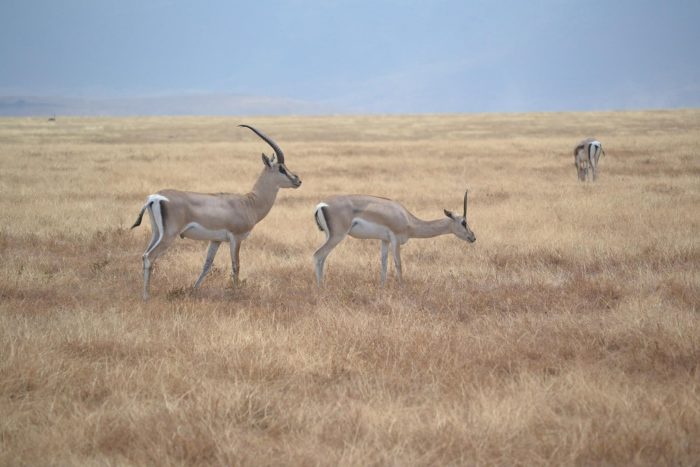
top-left (131, 125), bottom-right (302, 299)
top-left (313, 191), bottom-right (475, 286)
top-left (574, 137), bottom-right (606, 181)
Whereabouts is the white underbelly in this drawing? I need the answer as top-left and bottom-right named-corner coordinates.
top-left (179, 222), bottom-right (245, 242)
top-left (348, 218), bottom-right (392, 241)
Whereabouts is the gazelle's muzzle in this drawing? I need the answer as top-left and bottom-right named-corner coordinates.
top-left (288, 174), bottom-right (302, 188)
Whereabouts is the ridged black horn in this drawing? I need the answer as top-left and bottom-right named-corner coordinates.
top-left (239, 124), bottom-right (285, 164)
top-left (463, 190), bottom-right (468, 218)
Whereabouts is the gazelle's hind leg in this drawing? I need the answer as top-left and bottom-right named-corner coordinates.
top-left (313, 233), bottom-right (347, 287)
top-left (141, 200), bottom-right (172, 300)
top-left (575, 152), bottom-right (587, 182)
top-left (142, 235), bottom-right (175, 300)
top-left (144, 205), bottom-right (160, 253)
top-left (313, 203), bottom-right (349, 286)
top-left (194, 241), bottom-right (221, 289)
top-left (590, 146), bottom-right (600, 181)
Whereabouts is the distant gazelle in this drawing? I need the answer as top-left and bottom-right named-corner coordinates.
top-left (131, 125), bottom-right (302, 300)
top-left (313, 191), bottom-right (476, 286)
top-left (574, 137), bottom-right (606, 181)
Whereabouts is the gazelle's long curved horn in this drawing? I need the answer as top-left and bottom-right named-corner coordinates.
top-left (463, 190), bottom-right (468, 218)
top-left (239, 124), bottom-right (285, 164)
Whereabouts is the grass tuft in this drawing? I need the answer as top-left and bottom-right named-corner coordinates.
top-left (1, 111), bottom-right (699, 465)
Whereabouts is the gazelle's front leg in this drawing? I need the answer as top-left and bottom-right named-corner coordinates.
top-left (228, 234), bottom-right (242, 286)
top-left (194, 241), bottom-right (221, 289)
top-left (389, 234), bottom-right (402, 283)
top-left (380, 240), bottom-right (389, 287)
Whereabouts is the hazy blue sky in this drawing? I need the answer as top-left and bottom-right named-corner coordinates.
top-left (1, 0), bottom-right (699, 114)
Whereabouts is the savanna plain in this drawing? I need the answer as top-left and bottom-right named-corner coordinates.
top-left (1, 110), bottom-right (699, 466)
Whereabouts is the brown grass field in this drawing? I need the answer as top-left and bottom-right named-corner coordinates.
top-left (1, 110), bottom-right (699, 465)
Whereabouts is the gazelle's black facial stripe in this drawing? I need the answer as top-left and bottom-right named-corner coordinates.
top-left (278, 164), bottom-right (298, 182)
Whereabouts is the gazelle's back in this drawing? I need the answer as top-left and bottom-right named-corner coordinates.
top-left (157, 189), bottom-right (255, 234)
top-left (323, 194), bottom-right (412, 233)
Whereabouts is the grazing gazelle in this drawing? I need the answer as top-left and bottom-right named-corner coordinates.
top-left (313, 191), bottom-right (476, 286)
top-left (574, 137), bottom-right (606, 181)
top-left (131, 125), bottom-right (302, 299)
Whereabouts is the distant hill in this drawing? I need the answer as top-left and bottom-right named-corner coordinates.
top-left (0, 94), bottom-right (333, 117)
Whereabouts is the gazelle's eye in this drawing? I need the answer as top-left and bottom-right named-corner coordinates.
top-left (278, 166), bottom-right (286, 174)
top-left (461, 220), bottom-right (467, 227)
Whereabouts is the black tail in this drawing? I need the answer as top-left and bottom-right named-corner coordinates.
top-left (131, 204), bottom-right (148, 229)
top-left (314, 205), bottom-right (330, 234)
top-left (314, 207), bottom-right (324, 231)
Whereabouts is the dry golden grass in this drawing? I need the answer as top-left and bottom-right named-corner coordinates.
top-left (1, 110), bottom-right (699, 465)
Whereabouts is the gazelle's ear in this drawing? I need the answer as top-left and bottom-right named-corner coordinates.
top-left (261, 153), bottom-right (273, 168)
top-left (444, 209), bottom-right (454, 219)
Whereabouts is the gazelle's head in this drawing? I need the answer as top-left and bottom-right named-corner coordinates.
top-left (239, 124), bottom-right (302, 189)
top-left (443, 190), bottom-right (476, 243)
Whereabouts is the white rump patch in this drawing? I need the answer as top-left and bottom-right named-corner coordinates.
top-left (147, 194), bottom-right (169, 203)
top-left (315, 203), bottom-right (330, 239)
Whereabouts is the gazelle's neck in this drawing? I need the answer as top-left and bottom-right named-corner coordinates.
top-left (248, 169), bottom-right (280, 221)
top-left (408, 217), bottom-right (452, 239)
